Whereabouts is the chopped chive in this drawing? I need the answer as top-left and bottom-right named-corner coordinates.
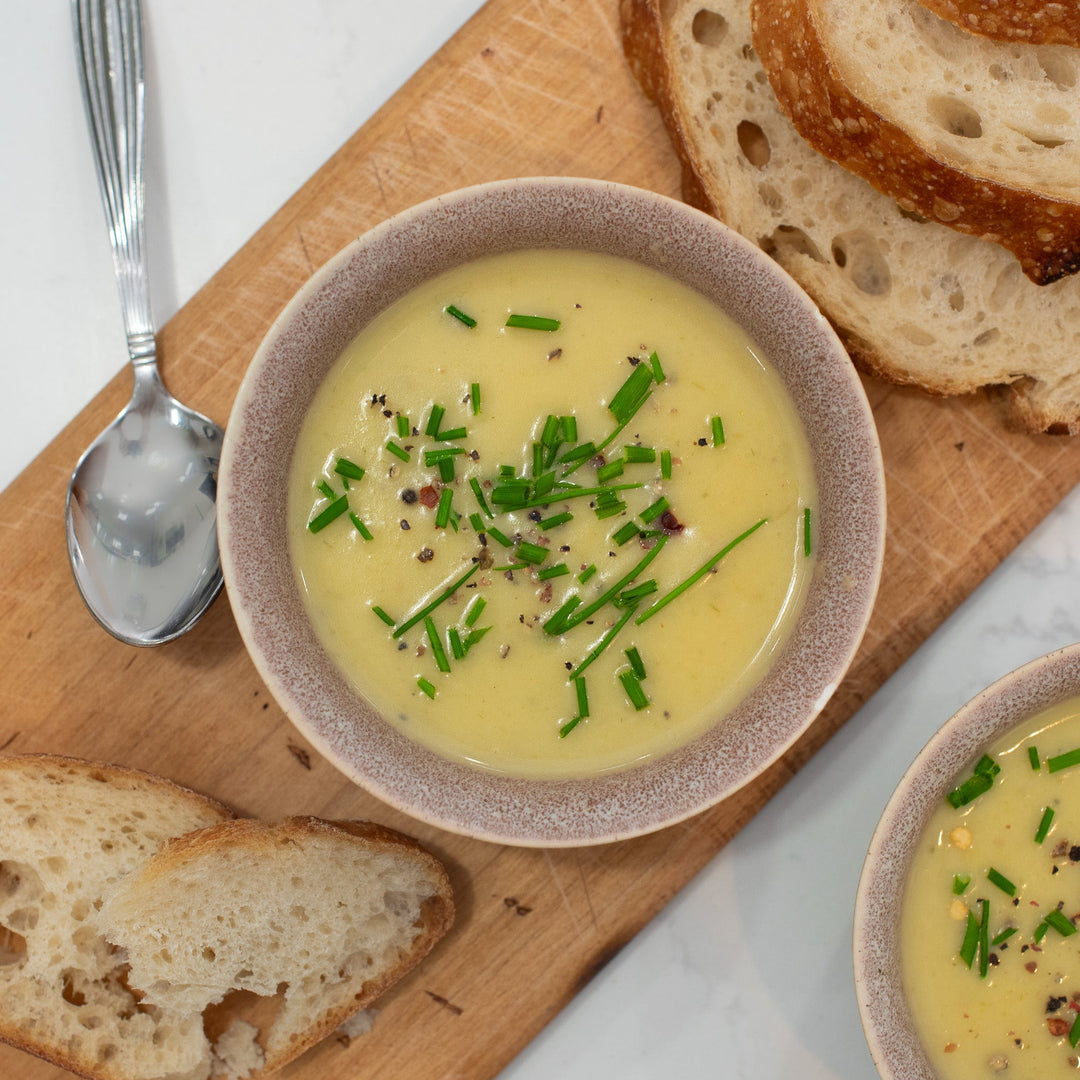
top-left (486, 526), bottom-right (513, 548)
top-left (349, 512), bottom-right (373, 541)
top-left (625, 646), bottom-right (646, 680)
top-left (469, 512), bottom-right (485, 532)
top-left (464, 596), bottom-right (487, 628)
top-left (545, 595), bottom-right (582, 636)
top-left (1048, 746), bottom-right (1080, 773)
top-left (608, 363), bottom-right (654, 425)
top-left (417, 676), bottom-right (436, 699)
top-left (804, 506), bottom-right (813, 557)
top-left (437, 457), bottom-right (455, 482)
top-left (559, 716), bottom-right (583, 739)
top-left (537, 563), bottom-right (570, 581)
top-left (636, 520), bottom-right (766, 626)
top-left (974, 755), bottom-right (1001, 777)
top-left (469, 477), bottom-right (493, 518)
top-left (952, 874), bottom-right (970, 895)
top-left (639, 497), bottom-right (670, 525)
top-left (372, 605), bottom-right (395, 627)
top-left (448, 626), bottom-right (466, 661)
top-left (445, 304), bottom-right (477, 328)
top-left (560, 537), bottom-right (668, 632)
top-left (515, 540), bottom-right (549, 565)
top-left (594, 501), bottom-right (626, 520)
top-left (987, 868), bottom-right (1016, 897)
top-left (317, 480), bottom-right (336, 500)
top-left (425, 616), bottom-right (451, 673)
top-left (649, 351), bottom-right (665, 383)
top-left (471, 382), bottom-right (481, 415)
top-left (540, 414), bottom-right (561, 448)
top-left (462, 625), bottom-right (491, 651)
top-left (435, 487), bottom-right (454, 528)
top-left (492, 484), bottom-right (530, 508)
top-left (425, 404), bottom-right (446, 437)
top-left (308, 495), bottom-right (350, 533)
top-left (1034, 919), bottom-right (1049, 944)
top-left (591, 393), bottom-right (653, 460)
top-left (392, 564), bottom-right (480, 639)
top-left (1071, 1010), bottom-right (1080, 1049)
top-left (612, 521), bottom-right (641, 546)
top-left (1036, 806), bottom-right (1056, 843)
top-left (571, 605), bottom-right (637, 679)
top-left (506, 313), bottom-right (560, 331)
top-left (574, 675), bottom-right (589, 718)
top-left (539, 511), bottom-right (573, 531)
top-left (616, 580), bottom-right (658, 607)
top-left (946, 772), bottom-right (994, 809)
top-left (437, 426), bottom-right (468, 442)
top-left (578, 564), bottom-right (597, 584)
top-left (531, 443), bottom-right (544, 476)
top-left (624, 445), bottom-right (656, 464)
top-left (499, 465), bottom-right (517, 478)
top-left (1029, 745), bottom-right (1041, 770)
top-left (661, 449), bottom-right (672, 479)
top-left (424, 448), bottom-right (466, 464)
top-left (396, 414), bottom-right (410, 438)
top-left (334, 457), bottom-right (365, 481)
top-left (559, 441), bottom-right (597, 465)
top-left (959, 909), bottom-right (979, 968)
top-left (1045, 909), bottom-right (1077, 937)
top-left (711, 416), bottom-right (725, 446)
top-left (561, 416), bottom-right (578, 442)
top-left (978, 899), bottom-right (990, 977)
top-left (991, 926), bottom-right (1017, 946)
top-left (620, 670), bottom-right (650, 710)
top-left (533, 471), bottom-right (557, 498)
top-left (385, 440), bottom-right (410, 462)
top-left (596, 458), bottom-right (625, 483)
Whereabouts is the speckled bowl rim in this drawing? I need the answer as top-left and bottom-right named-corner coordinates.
top-left (219, 176), bottom-right (886, 847)
top-left (854, 641), bottom-right (1080, 1077)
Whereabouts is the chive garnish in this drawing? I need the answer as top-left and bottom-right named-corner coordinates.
top-left (991, 926), bottom-right (1017, 947)
top-left (616, 580), bottom-right (658, 607)
top-left (1034, 919), bottom-right (1049, 944)
top-left (515, 541), bottom-right (549, 566)
top-left (417, 676), bottom-right (436, 699)
top-left (561, 416), bottom-right (577, 443)
top-left (608, 363), bottom-right (654, 425)
top-left (425, 616), bottom-right (451, 673)
top-left (574, 675), bottom-right (589, 718)
top-left (537, 563), bottom-right (570, 581)
top-left (959, 909), bottom-right (979, 968)
top-left (636, 520), bottom-right (766, 626)
top-left (540, 414), bottom-right (560, 449)
top-left (649, 351), bottom-right (665, 383)
top-left (469, 477), bottom-right (493, 518)
top-left (424, 448), bottom-right (466, 465)
top-left (499, 465), bottom-right (517, 477)
top-left (559, 716), bottom-right (582, 738)
top-left (1029, 745), bottom-right (1041, 770)
top-left (486, 526), bottom-right (513, 548)
top-left (506, 313), bottom-right (560, 331)
top-left (1070, 1010), bottom-right (1080, 1049)
top-left (308, 495), bottom-right (350, 533)
top-left (425, 405), bottom-right (446, 437)
top-left (469, 512), bottom-right (485, 533)
top-left (1036, 806), bottom-right (1055, 844)
top-left (317, 480), bottom-right (336, 500)
top-left (545, 595), bottom-right (582, 636)
top-left (372, 605), bottom-right (395, 627)
top-left (661, 449), bottom-right (672, 479)
top-left (639, 497), bottom-right (670, 525)
top-left (471, 382), bottom-right (481, 415)
top-left (1045, 909), bottom-right (1077, 937)
top-left (1048, 747), bottom-right (1080, 773)
top-left (396, 414), bottom-right (411, 438)
top-left (946, 755), bottom-right (1001, 808)
top-left (385, 440), bottom-right (410, 462)
top-left (952, 874), bottom-right (970, 895)
top-left (559, 441), bottom-right (597, 465)
top-left (437, 458), bottom-right (455, 482)
top-left (533, 471), bottom-right (557, 499)
top-left (446, 304), bottom-right (477, 328)
top-left (987, 868), bottom-right (1016, 897)
top-left (435, 487), bottom-right (454, 529)
top-left (596, 458), bottom-right (625, 483)
top-left (448, 626), bottom-right (466, 661)
top-left (625, 646), bottom-right (646, 680)
top-left (803, 506), bottom-right (812, 557)
top-left (539, 511), bottom-right (573, 531)
top-left (624, 445), bottom-right (656, 464)
top-left (612, 521), bottom-right (641, 546)
top-left (578, 564), bottom-right (597, 584)
top-left (571, 605), bottom-right (638, 679)
top-left (437, 426), bottom-right (468, 442)
top-left (334, 457), bottom-right (365, 481)
top-left (391, 563), bottom-right (480, 639)
top-left (620, 670), bottom-right (649, 710)
top-left (462, 626), bottom-right (491, 651)
top-left (464, 596), bottom-right (487, 628)
top-left (978, 899), bottom-right (990, 977)
top-left (711, 416), bottom-right (725, 446)
top-left (349, 512), bottom-right (373, 540)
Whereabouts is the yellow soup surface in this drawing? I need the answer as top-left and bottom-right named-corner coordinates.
top-left (902, 697), bottom-right (1080, 1078)
top-left (287, 249), bottom-right (816, 779)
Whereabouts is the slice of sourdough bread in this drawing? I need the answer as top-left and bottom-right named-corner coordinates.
top-left (619, 0), bottom-right (1080, 432)
top-left (917, 0), bottom-right (1080, 46)
top-left (0, 755), bottom-right (234, 1080)
top-left (99, 816), bottom-right (455, 1076)
top-left (751, 0), bottom-right (1080, 283)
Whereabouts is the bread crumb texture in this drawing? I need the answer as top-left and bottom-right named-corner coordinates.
top-left (619, 0), bottom-right (1080, 432)
top-left (0, 756), bottom-right (453, 1080)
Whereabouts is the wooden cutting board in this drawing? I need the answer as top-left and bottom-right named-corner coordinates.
top-left (3, 1), bottom-right (1080, 1077)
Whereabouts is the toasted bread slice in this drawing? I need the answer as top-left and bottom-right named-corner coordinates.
top-left (0, 754), bottom-right (234, 1080)
top-left (918, 0), bottom-right (1080, 46)
top-left (619, 0), bottom-right (1080, 432)
top-left (100, 816), bottom-right (455, 1076)
top-left (751, 0), bottom-right (1080, 283)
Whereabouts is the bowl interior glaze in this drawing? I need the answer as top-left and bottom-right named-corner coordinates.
top-left (219, 177), bottom-right (886, 846)
top-left (854, 642), bottom-right (1080, 1077)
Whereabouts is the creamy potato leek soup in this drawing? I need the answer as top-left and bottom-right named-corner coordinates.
top-left (287, 249), bottom-right (816, 779)
top-left (901, 698), bottom-right (1080, 1078)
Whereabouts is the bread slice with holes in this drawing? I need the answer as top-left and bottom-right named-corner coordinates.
top-left (0, 754), bottom-right (235, 1080)
top-left (619, 0), bottom-right (1080, 432)
top-left (751, 0), bottom-right (1080, 284)
top-left (916, 0), bottom-right (1080, 46)
top-left (99, 816), bottom-right (455, 1077)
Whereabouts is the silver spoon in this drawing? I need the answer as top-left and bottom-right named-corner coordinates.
top-left (65, 0), bottom-right (223, 647)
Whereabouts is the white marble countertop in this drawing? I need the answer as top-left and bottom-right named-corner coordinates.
top-left (4, 3), bottom-right (1080, 1078)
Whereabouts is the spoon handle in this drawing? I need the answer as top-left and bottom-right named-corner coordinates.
top-left (72, 0), bottom-right (156, 368)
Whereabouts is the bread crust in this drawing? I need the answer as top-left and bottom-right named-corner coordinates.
top-left (918, 0), bottom-right (1080, 46)
top-left (750, 0), bottom-right (1080, 285)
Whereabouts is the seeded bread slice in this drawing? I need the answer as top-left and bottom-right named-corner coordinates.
top-left (0, 754), bottom-right (235, 1080)
top-left (751, 0), bottom-right (1080, 284)
top-left (619, 0), bottom-right (1080, 432)
top-left (917, 0), bottom-right (1080, 46)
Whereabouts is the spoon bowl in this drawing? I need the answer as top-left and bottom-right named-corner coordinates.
top-left (66, 0), bottom-right (222, 645)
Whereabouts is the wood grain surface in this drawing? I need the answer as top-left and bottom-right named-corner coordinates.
top-left (3, 1), bottom-right (1080, 1077)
